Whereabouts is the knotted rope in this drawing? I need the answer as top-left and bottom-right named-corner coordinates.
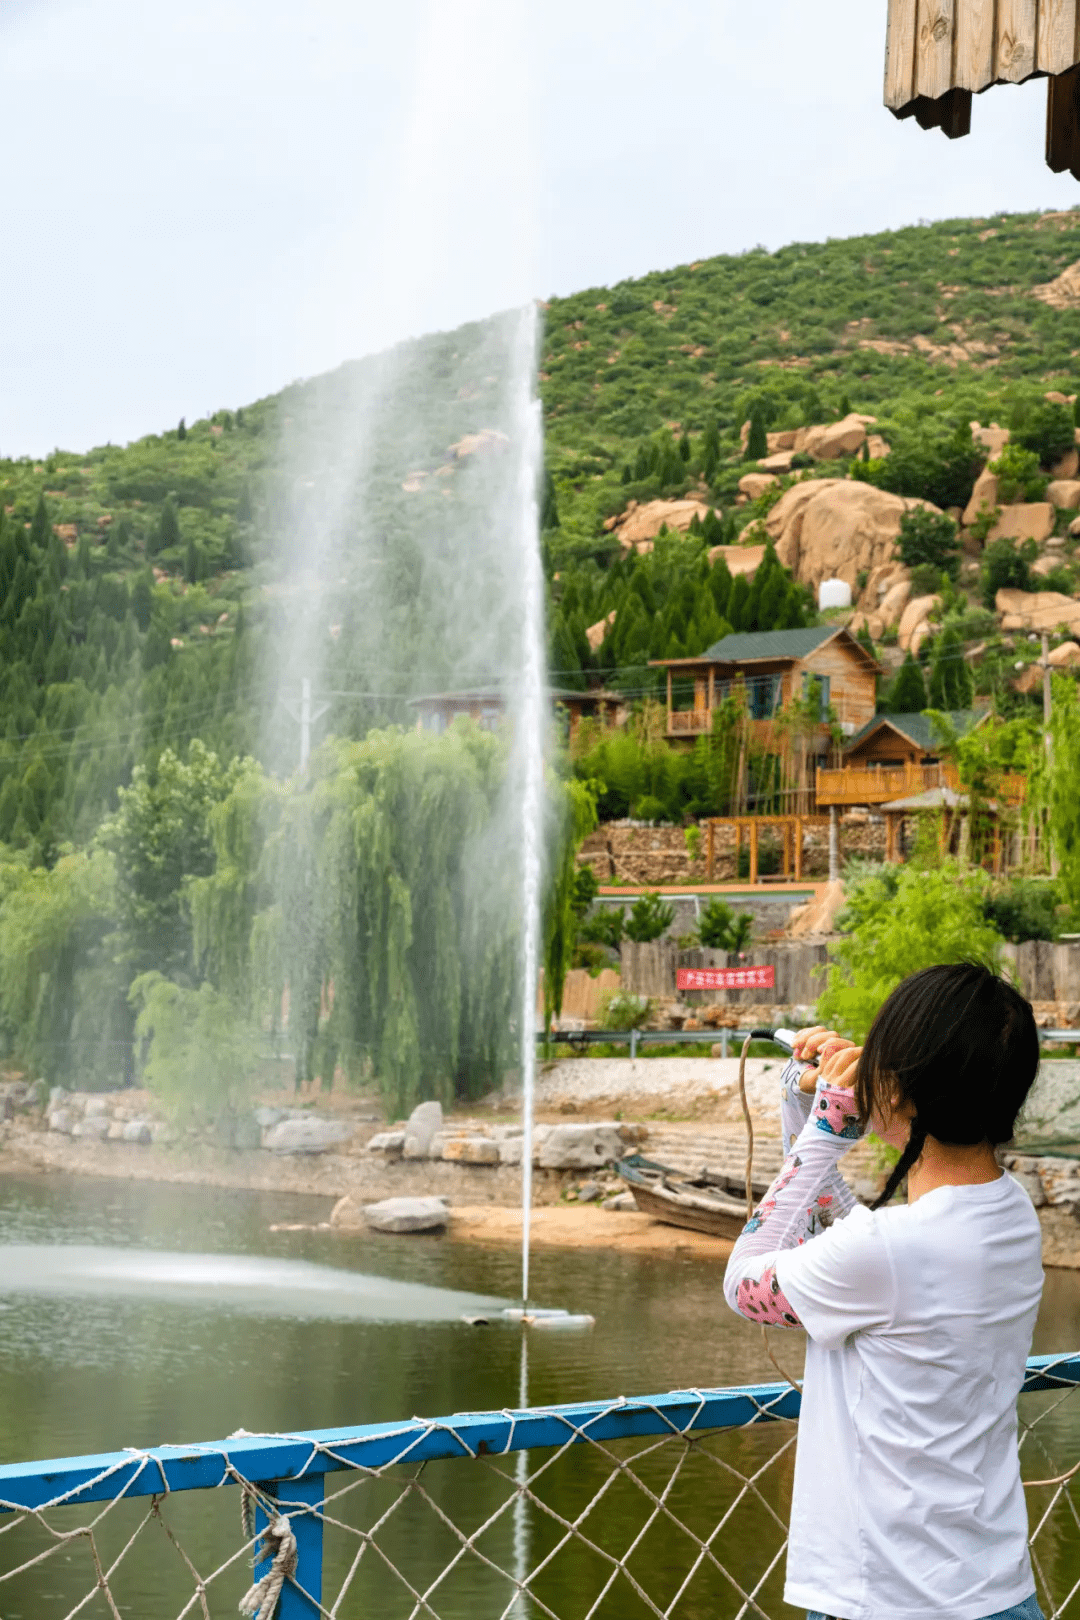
top-left (238, 1512), bottom-right (297, 1620)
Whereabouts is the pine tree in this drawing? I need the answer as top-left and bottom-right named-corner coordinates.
top-left (177, 418), bottom-right (187, 440)
top-left (888, 652), bottom-right (928, 713)
top-left (702, 421), bottom-right (721, 484)
top-left (927, 625), bottom-right (973, 710)
top-left (540, 470), bottom-right (560, 530)
top-left (29, 495), bottom-right (51, 553)
top-left (185, 538), bottom-right (200, 584)
top-left (130, 570), bottom-right (154, 633)
top-left (678, 431), bottom-right (691, 462)
top-left (151, 496), bottom-right (181, 558)
top-left (839, 393), bottom-right (852, 418)
top-left (744, 405), bottom-right (768, 462)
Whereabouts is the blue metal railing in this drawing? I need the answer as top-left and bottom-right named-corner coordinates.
top-left (2, 1354), bottom-right (1078, 1618)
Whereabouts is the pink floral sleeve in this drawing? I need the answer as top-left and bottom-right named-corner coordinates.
top-left (723, 1058), bottom-right (862, 1330)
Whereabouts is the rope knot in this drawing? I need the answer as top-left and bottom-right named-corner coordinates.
top-left (238, 1513), bottom-right (297, 1620)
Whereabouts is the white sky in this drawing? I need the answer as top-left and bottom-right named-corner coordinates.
top-left (3, 0), bottom-right (1079, 458)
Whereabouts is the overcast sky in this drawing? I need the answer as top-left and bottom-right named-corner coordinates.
top-left (3, 0), bottom-right (1079, 458)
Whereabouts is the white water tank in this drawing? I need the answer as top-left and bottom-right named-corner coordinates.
top-left (818, 577), bottom-right (852, 611)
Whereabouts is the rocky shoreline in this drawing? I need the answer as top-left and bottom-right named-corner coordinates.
top-left (4, 1060), bottom-right (1080, 1266)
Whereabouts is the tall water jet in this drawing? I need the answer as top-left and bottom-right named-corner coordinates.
top-left (510, 301), bottom-right (545, 1312)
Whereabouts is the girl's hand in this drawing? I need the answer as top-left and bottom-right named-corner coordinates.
top-left (792, 1026), bottom-right (857, 1092)
top-left (819, 1042), bottom-right (862, 1092)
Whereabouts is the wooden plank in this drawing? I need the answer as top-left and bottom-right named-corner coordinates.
top-left (1047, 62), bottom-right (1080, 170)
top-left (996, 0), bottom-right (1039, 80)
top-left (1038, 0), bottom-right (1080, 73)
top-left (955, 0), bottom-right (999, 89)
top-left (885, 0), bottom-right (919, 108)
top-left (915, 0), bottom-right (957, 100)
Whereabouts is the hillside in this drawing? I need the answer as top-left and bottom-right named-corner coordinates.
top-left (3, 209), bottom-right (1080, 857)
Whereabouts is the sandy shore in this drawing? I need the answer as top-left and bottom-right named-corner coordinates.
top-left (448, 1203), bottom-right (733, 1258)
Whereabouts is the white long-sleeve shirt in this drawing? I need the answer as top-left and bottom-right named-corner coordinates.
top-left (723, 1057), bottom-right (1044, 1620)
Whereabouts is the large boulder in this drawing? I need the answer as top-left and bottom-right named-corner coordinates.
top-left (971, 421), bottom-right (1010, 456)
top-left (794, 414), bottom-right (871, 461)
top-left (122, 1120), bottom-right (153, 1145)
top-left (263, 1117), bottom-right (355, 1155)
top-left (1048, 479), bottom-right (1080, 511)
top-left (585, 610), bottom-right (615, 651)
top-left (759, 450), bottom-right (796, 474)
top-left (1049, 640), bottom-right (1080, 668)
top-left (996, 589), bottom-right (1080, 634)
top-left (767, 481), bottom-right (937, 593)
top-left (963, 468), bottom-right (999, 527)
top-left (1052, 449), bottom-right (1080, 481)
top-left (48, 1109), bottom-right (73, 1134)
top-left (536, 1123), bottom-right (627, 1171)
top-left (613, 498), bottom-right (712, 547)
top-left (897, 594), bottom-right (941, 652)
top-left (403, 1100), bottom-right (443, 1159)
top-left (737, 472), bottom-right (778, 500)
top-left (361, 1196), bottom-right (449, 1234)
top-left (988, 504), bottom-right (1055, 545)
top-left (766, 429), bottom-right (799, 451)
top-left (708, 543), bottom-right (764, 577)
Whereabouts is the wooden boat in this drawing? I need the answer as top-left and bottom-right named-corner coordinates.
top-left (616, 1154), bottom-right (768, 1240)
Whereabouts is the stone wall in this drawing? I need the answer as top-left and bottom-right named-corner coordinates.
top-left (577, 816), bottom-right (886, 887)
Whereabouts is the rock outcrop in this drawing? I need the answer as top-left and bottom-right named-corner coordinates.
top-left (1049, 640), bottom-right (1080, 667)
top-left (766, 480), bottom-right (939, 592)
top-left (358, 1196), bottom-right (450, 1234)
top-left (963, 468), bottom-right (999, 526)
top-left (987, 504), bottom-right (1055, 545)
top-left (897, 593), bottom-right (941, 654)
top-left (1048, 479), bottom-right (1080, 510)
top-left (402, 1100), bottom-right (443, 1160)
top-left (610, 498), bottom-right (712, 548)
top-left (264, 1117), bottom-right (356, 1155)
top-left (737, 473), bottom-right (778, 500)
top-left (707, 543), bottom-right (764, 578)
top-left (996, 589), bottom-right (1080, 634)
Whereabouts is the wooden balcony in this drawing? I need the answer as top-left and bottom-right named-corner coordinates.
top-left (815, 763), bottom-right (1026, 808)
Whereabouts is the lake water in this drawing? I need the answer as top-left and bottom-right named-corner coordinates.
top-left (3, 1172), bottom-right (1080, 1617)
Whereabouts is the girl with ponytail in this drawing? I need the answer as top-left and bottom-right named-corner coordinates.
top-left (724, 963), bottom-right (1044, 1620)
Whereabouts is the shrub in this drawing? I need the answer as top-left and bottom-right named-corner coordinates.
top-left (599, 990), bottom-right (652, 1030)
top-left (909, 562), bottom-right (944, 596)
top-left (580, 906), bottom-right (625, 951)
top-left (872, 423), bottom-right (984, 510)
top-left (989, 444), bottom-right (1047, 503)
top-left (896, 507), bottom-right (960, 578)
top-left (633, 794), bottom-right (670, 823)
top-left (980, 536), bottom-right (1032, 607)
top-left (698, 898), bottom-right (754, 952)
top-left (982, 879), bottom-right (1062, 943)
top-left (1014, 403), bottom-right (1075, 469)
top-left (624, 890), bottom-right (676, 943)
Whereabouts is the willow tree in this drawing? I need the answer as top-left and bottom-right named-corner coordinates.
top-left (191, 724), bottom-right (526, 1117)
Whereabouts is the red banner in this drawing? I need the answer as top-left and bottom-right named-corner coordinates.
top-left (676, 965), bottom-right (775, 991)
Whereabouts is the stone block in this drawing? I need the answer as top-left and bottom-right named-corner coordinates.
top-left (988, 504), bottom-right (1055, 545)
top-left (122, 1120), bottom-right (153, 1145)
top-left (48, 1108), bottom-right (73, 1134)
top-left (1047, 479), bottom-right (1080, 511)
top-left (72, 1116), bottom-right (110, 1141)
top-left (403, 1100), bottom-right (443, 1159)
top-left (263, 1117), bottom-right (355, 1155)
top-left (83, 1097), bottom-right (109, 1119)
top-left (367, 1129), bottom-right (406, 1155)
top-left (536, 1124), bottom-right (626, 1171)
top-left (362, 1196), bottom-right (450, 1234)
top-left (962, 468), bottom-right (999, 527)
top-left (441, 1135), bottom-right (500, 1165)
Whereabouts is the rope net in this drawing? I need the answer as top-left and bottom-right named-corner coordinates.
top-left (4, 1365), bottom-right (1080, 1620)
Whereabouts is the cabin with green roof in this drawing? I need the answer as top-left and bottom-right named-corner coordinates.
top-left (651, 625), bottom-right (880, 747)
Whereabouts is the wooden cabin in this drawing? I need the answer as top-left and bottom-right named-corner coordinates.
top-left (815, 709), bottom-right (983, 806)
top-left (408, 686), bottom-right (623, 741)
top-left (885, 0), bottom-right (1080, 176)
top-left (651, 626), bottom-right (880, 746)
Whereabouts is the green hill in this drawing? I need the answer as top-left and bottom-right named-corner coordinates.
top-left (3, 207), bottom-right (1080, 1098)
top-left (2, 207), bottom-right (1079, 860)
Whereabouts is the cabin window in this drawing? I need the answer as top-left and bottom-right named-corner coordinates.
top-left (747, 674), bottom-right (781, 720)
top-left (802, 673), bottom-right (831, 717)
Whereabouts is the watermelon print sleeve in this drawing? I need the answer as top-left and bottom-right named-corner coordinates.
top-left (723, 1059), bottom-right (862, 1330)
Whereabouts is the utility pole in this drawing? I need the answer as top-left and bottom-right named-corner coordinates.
top-left (1041, 634), bottom-right (1059, 879)
top-left (281, 677), bottom-right (332, 773)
